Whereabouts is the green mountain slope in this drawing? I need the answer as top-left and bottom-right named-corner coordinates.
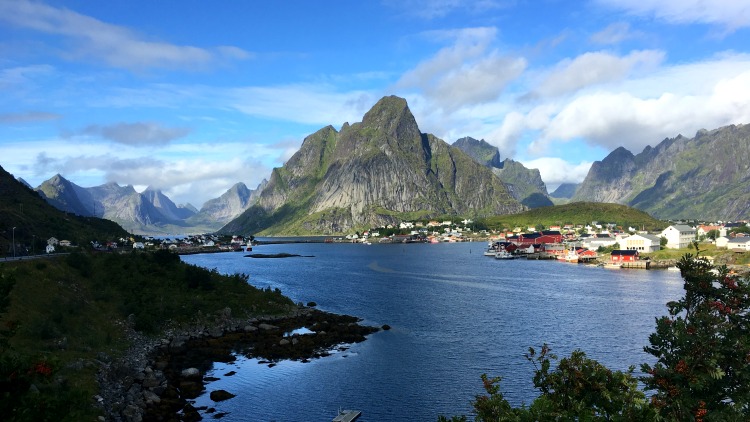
top-left (480, 202), bottom-right (664, 231)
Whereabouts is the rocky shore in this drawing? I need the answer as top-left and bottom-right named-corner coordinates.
top-left (96, 306), bottom-right (381, 422)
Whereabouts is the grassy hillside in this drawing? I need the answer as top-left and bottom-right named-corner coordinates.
top-left (0, 165), bottom-right (130, 255)
top-left (479, 202), bottom-right (664, 232)
top-left (0, 251), bottom-right (295, 420)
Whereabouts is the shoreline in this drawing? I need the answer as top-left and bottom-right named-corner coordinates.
top-left (96, 306), bottom-right (381, 422)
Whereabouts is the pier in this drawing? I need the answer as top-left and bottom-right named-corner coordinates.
top-left (333, 409), bottom-right (362, 422)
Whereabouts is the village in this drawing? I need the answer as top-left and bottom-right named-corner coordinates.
top-left (10, 219), bottom-right (750, 272)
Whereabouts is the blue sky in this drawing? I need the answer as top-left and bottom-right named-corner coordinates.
top-left (2, 0), bottom-right (750, 208)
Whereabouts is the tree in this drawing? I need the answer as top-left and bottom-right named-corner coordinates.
top-left (705, 229), bottom-right (719, 241)
top-left (445, 345), bottom-right (652, 421)
top-left (641, 250), bottom-right (750, 421)
top-left (660, 236), bottom-right (668, 248)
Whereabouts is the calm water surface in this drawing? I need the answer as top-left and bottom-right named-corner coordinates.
top-left (181, 242), bottom-right (684, 421)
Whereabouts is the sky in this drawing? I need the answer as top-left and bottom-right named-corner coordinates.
top-left (1, 0), bottom-right (750, 209)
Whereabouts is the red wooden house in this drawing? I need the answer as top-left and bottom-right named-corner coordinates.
top-left (610, 249), bottom-right (639, 262)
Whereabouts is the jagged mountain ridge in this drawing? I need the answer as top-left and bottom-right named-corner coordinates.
top-left (572, 123), bottom-right (750, 220)
top-left (220, 96), bottom-right (525, 235)
top-left (35, 175), bottom-right (262, 234)
top-left (451, 136), bottom-right (553, 208)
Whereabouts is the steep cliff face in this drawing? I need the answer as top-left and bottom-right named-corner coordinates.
top-left (573, 124), bottom-right (750, 220)
top-left (451, 137), bottom-right (552, 208)
top-left (573, 147), bottom-right (637, 203)
top-left (222, 96), bottom-right (524, 235)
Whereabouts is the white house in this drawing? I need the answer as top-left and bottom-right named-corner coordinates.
top-left (47, 237), bottom-right (59, 246)
top-left (133, 242), bottom-right (145, 249)
top-left (716, 236), bottom-right (730, 249)
top-left (45, 244), bottom-right (55, 254)
top-left (660, 225), bottom-right (696, 249)
top-left (621, 233), bottom-right (661, 253)
top-left (727, 237), bottom-right (750, 251)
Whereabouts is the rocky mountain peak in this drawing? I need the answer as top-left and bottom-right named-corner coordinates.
top-left (452, 137), bottom-right (503, 168)
top-left (361, 95), bottom-right (421, 142)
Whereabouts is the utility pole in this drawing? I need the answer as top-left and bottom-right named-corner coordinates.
top-left (12, 227), bottom-right (16, 258)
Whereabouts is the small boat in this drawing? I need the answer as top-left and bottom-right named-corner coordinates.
top-left (483, 249), bottom-right (497, 256)
top-left (495, 250), bottom-right (516, 260)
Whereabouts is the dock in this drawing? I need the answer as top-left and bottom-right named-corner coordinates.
top-left (333, 409), bottom-right (362, 422)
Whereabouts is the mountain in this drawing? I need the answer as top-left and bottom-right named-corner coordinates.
top-left (142, 187), bottom-right (196, 221)
top-left (35, 174), bottom-right (261, 235)
top-left (221, 96), bottom-right (524, 235)
top-left (572, 124), bottom-right (750, 220)
top-left (550, 183), bottom-right (579, 199)
top-left (0, 164), bottom-right (129, 252)
top-left (37, 174), bottom-right (94, 217)
top-left (453, 137), bottom-right (503, 168)
top-left (188, 181), bottom-right (264, 227)
top-left (451, 136), bottom-right (553, 208)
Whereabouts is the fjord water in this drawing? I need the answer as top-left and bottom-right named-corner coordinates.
top-left (181, 242), bottom-right (684, 421)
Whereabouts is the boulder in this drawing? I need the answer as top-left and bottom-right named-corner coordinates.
top-left (258, 323), bottom-right (278, 330)
top-left (209, 389), bottom-right (236, 402)
top-left (180, 368), bottom-right (201, 378)
top-left (243, 325), bottom-right (258, 332)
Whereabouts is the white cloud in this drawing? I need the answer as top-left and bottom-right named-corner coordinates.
top-left (589, 22), bottom-right (636, 44)
top-left (383, 0), bottom-right (509, 19)
top-left (529, 66), bottom-right (750, 154)
top-left (396, 27), bottom-right (527, 111)
top-left (596, 0), bottom-right (750, 31)
top-left (533, 50), bottom-right (664, 98)
top-left (0, 111), bottom-right (61, 123)
top-left (0, 0), bottom-right (251, 71)
top-left (520, 157), bottom-right (593, 189)
top-left (76, 122), bottom-right (191, 146)
top-left (230, 84), bottom-right (376, 126)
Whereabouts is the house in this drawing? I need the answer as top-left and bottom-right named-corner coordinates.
top-left (611, 250), bottom-right (639, 262)
top-left (59, 240), bottom-right (72, 247)
top-left (621, 233), bottom-right (661, 253)
top-left (47, 237), bottom-right (59, 246)
top-left (660, 225), bottom-right (696, 249)
top-left (697, 225), bottom-right (724, 238)
top-left (45, 244), bottom-right (55, 254)
top-left (727, 237), bottom-right (750, 252)
top-left (133, 242), bottom-right (145, 249)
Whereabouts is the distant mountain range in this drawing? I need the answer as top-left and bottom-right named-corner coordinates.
top-left (573, 123), bottom-right (750, 220)
top-left (452, 137), bottom-right (553, 208)
top-left (21, 97), bottom-right (749, 235)
top-left (35, 174), bottom-right (264, 235)
top-left (220, 96), bottom-right (525, 235)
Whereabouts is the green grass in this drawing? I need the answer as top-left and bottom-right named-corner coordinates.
top-left (479, 202), bottom-right (664, 232)
top-left (0, 250), bottom-right (295, 420)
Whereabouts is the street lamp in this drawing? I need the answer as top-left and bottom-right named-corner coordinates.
top-left (12, 227), bottom-right (16, 258)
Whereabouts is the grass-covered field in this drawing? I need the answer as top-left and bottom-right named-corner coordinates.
top-left (0, 250), bottom-right (295, 421)
top-left (478, 202), bottom-right (665, 232)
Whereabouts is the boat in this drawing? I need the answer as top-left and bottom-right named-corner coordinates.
top-left (495, 250), bottom-right (516, 260)
top-left (483, 249), bottom-right (497, 256)
top-left (564, 250), bottom-right (579, 263)
top-left (333, 409), bottom-right (362, 422)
